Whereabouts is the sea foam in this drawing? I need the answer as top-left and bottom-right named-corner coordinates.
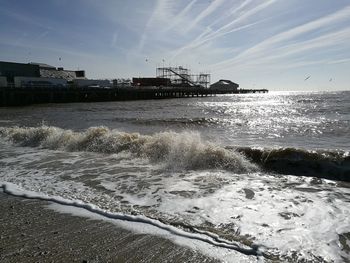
top-left (0, 182), bottom-right (260, 258)
top-left (0, 126), bottom-right (257, 173)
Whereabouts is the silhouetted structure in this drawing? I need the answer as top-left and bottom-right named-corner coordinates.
top-left (156, 66), bottom-right (210, 88)
top-left (132, 77), bottom-right (170, 87)
top-left (0, 61), bottom-right (86, 86)
top-left (0, 61), bottom-right (40, 83)
top-left (210, 79), bottom-right (239, 91)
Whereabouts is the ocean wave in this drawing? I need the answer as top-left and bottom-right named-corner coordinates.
top-left (0, 126), bottom-right (257, 173)
top-left (1, 126), bottom-right (349, 181)
top-left (234, 147), bottom-right (350, 182)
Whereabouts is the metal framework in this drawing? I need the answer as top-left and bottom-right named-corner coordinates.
top-left (156, 66), bottom-right (210, 88)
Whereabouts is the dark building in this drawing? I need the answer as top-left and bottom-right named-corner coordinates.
top-left (210, 79), bottom-right (239, 91)
top-left (0, 61), bottom-right (40, 82)
top-left (74, 70), bottom-right (85, 78)
top-left (132, 77), bottom-right (171, 87)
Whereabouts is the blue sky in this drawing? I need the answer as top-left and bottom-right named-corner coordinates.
top-left (0, 0), bottom-right (349, 90)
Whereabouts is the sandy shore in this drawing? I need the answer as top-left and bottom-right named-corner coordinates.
top-left (0, 192), bottom-right (221, 263)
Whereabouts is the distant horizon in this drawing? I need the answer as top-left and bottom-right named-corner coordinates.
top-left (1, 0), bottom-right (349, 91)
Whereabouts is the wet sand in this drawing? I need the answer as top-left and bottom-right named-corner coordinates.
top-left (0, 192), bottom-right (220, 263)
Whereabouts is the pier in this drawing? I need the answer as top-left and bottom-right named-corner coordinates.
top-left (0, 61), bottom-right (268, 107)
top-left (0, 86), bottom-right (268, 107)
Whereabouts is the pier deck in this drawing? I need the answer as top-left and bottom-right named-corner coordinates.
top-left (0, 86), bottom-right (268, 107)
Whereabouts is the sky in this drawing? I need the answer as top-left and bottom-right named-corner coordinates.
top-left (0, 0), bottom-right (350, 91)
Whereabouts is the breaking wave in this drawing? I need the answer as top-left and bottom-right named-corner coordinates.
top-left (0, 126), bottom-right (257, 173)
top-left (1, 126), bottom-right (349, 181)
top-left (235, 146), bottom-right (350, 182)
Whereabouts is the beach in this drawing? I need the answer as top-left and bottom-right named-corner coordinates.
top-left (0, 192), bottom-right (222, 263)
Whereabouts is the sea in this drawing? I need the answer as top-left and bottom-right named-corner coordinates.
top-left (0, 90), bottom-right (349, 262)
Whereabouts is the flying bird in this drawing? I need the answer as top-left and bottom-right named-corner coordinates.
top-left (329, 78), bottom-right (333, 82)
top-left (304, 76), bottom-right (311, 81)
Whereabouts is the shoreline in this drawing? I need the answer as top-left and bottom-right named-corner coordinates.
top-left (0, 192), bottom-right (224, 263)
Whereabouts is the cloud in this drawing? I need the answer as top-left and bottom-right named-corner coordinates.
top-left (270, 27), bottom-right (350, 59)
top-left (171, 0), bottom-right (278, 60)
top-left (137, 0), bottom-right (176, 52)
top-left (328, 58), bottom-right (350, 64)
top-left (163, 0), bottom-right (198, 32)
top-left (210, 5), bottom-right (350, 70)
top-left (208, 0), bottom-right (277, 37)
top-left (184, 0), bottom-right (226, 33)
top-left (0, 8), bottom-right (52, 30)
top-left (36, 30), bottom-right (50, 40)
top-left (0, 37), bottom-right (104, 61)
top-left (111, 32), bottom-right (119, 48)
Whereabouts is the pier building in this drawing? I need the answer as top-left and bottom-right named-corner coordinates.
top-left (210, 79), bottom-right (239, 91)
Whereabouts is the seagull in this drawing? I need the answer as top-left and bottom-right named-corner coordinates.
top-left (304, 76), bottom-right (311, 81)
top-left (329, 78), bottom-right (333, 82)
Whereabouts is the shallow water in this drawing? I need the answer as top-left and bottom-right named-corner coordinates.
top-left (0, 91), bottom-right (349, 262)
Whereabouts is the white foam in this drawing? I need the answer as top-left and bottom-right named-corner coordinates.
top-left (0, 182), bottom-right (257, 262)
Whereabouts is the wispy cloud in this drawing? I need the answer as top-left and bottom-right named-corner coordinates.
top-left (0, 8), bottom-right (52, 30)
top-left (171, 0), bottom-right (278, 60)
top-left (271, 27), bottom-right (350, 60)
top-left (328, 58), bottom-right (350, 64)
top-left (0, 37), bottom-right (105, 61)
top-left (170, 18), bottom-right (268, 61)
top-left (208, 0), bottom-right (277, 37)
top-left (205, 0), bottom-right (254, 30)
top-left (137, 0), bottom-right (176, 52)
top-left (111, 32), bottom-right (119, 48)
top-left (184, 0), bottom-right (226, 33)
top-left (36, 30), bottom-right (50, 40)
top-left (163, 0), bottom-right (198, 32)
top-left (210, 5), bottom-right (350, 70)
